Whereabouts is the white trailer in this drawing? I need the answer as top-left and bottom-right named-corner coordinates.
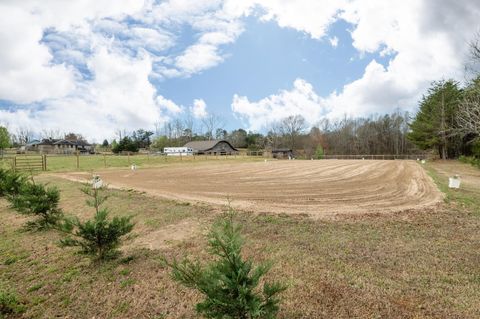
top-left (164, 147), bottom-right (193, 156)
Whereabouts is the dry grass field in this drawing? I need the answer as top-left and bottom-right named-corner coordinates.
top-left (58, 160), bottom-right (443, 217)
top-left (1, 160), bottom-right (480, 318)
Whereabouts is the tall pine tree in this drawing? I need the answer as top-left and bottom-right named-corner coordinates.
top-left (409, 80), bottom-right (462, 159)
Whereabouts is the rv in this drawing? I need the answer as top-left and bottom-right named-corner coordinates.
top-left (163, 147), bottom-right (194, 156)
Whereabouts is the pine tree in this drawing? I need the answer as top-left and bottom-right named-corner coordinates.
top-left (409, 80), bottom-right (463, 158)
top-left (60, 177), bottom-right (134, 260)
top-left (315, 145), bottom-right (324, 159)
top-left (164, 208), bottom-right (286, 319)
top-left (10, 182), bottom-right (64, 231)
top-left (0, 168), bottom-right (27, 198)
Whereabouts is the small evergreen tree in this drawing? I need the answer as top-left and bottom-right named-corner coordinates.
top-left (0, 168), bottom-right (27, 198)
top-left (164, 208), bottom-right (286, 319)
top-left (315, 145), bottom-right (324, 159)
top-left (0, 126), bottom-right (10, 156)
top-left (60, 177), bottom-right (134, 260)
top-left (111, 137), bottom-right (139, 153)
top-left (10, 182), bottom-right (64, 231)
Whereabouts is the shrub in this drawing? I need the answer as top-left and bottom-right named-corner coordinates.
top-left (315, 145), bottom-right (324, 159)
top-left (10, 182), bottom-right (64, 231)
top-left (111, 137), bottom-right (139, 154)
top-left (164, 208), bottom-right (286, 319)
top-left (0, 288), bottom-right (26, 316)
top-left (60, 179), bottom-right (134, 261)
top-left (0, 168), bottom-right (28, 198)
top-left (459, 155), bottom-right (480, 168)
top-left (472, 139), bottom-right (480, 158)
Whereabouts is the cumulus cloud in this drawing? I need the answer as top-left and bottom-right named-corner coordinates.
top-left (2, 0), bottom-right (480, 139)
top-left (156, 96), bottom-right (183, 114)
top-left (232, 79), bottom-right (329, 130)
top-left (0, 47), bottom-right (184, 141)
top-left (175, 44), bottom-right (225, 75)
top-left (191, 99), bottom-right (208, 119)
top-left (326, 0), bottom-right (480, 117)
top-left (0, 0), bottom-right (216, 139)
top-left (0, 4), bottom-right (76, 104)
top-left (329, 36), bottom-right (339, 48)
top-left (253, 0), bottom-right (346, 39)
top-left (231, 0), bottom-right (480, 129)
top-left (150, 0), bottom-right (245, 77)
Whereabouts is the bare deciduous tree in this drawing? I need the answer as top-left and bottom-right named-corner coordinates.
top-left (457, 95), bottom-right (480, 136)
top-left (41, 129), bottom-right (63, 140)
top-left (266, 121), bottom-right (282, 150)
top-left (202, 115), bottom-right (225, 140)
top-left (280, 115), bottom-right (307, 150)
top-left (14, 127), bottom-right (34, 145)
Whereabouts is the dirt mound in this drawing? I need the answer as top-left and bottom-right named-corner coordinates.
top-left (58, 160), bottom-right (443, 217)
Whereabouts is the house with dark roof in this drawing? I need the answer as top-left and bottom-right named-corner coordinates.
top-left (25, 138), bottom-right (93, 154)
top-left (183, 140), bottom-right (238, 155)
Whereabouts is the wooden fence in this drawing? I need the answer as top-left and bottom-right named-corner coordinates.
top-left (320, 154), bottom-right (429, 160)
top-left (13, 155), bottom-right (47, 172)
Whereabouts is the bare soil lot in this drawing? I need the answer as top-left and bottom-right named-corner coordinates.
top-left (1, 161), bottom-right (480, 318)
top-left (59, 160), bottom-right (442, 217)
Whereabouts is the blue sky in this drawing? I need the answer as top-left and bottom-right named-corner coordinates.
top-left (0, 0), bottom-right (478, 141)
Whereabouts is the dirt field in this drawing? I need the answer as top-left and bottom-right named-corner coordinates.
top-left (58, 160), bottom-right (442, 217)
top-left (2, 160), bottom-right (480, 318)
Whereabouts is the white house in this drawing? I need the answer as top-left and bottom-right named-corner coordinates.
top-left (164, 147), bottom-right (193, 156)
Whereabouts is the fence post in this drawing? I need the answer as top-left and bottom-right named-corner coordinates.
top-left (43, 154), bottom-right (47, 171)
top-left (13, 156), bottom-right (16, 172)
top-left (76, 151), bottom-right (80, 169)
top-left (103, 154), bottom-right (107, 168)
top-left (128, 152), bottom-right (131, 165)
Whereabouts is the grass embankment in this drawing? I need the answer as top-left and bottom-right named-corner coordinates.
top-left (1, 161), bottom-right (479, 318)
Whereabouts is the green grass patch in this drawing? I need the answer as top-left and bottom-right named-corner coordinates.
top-left (42, 154), bottom-right (263, 172)
top-left (119, 278), bottom-right (136, 289)
top-left (0, 288), bottom-right (26, 317)
top-left (425, 163), bottom-right (480, 216)
top-left (27, 283), bottom-right (44, 293)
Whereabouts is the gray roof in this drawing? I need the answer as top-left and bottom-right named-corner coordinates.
top-left (26, 140), bottom-right (41, 146)
top-left (183, 140), bottom-right (238, 152)
top-left (26, 138), bottom-right (91, 147)
top-left (53, 139), bottom-right (75, 145)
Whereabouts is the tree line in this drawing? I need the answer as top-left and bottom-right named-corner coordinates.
top-left (2, 37), bottom-right (479, 160)
top-left (408, 36), bottom-right (480, 159)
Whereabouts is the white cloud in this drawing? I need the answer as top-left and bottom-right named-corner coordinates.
top-left (326, 0), bottom-right (480, 117)
top-left (0, 47), bottom-right (182, 141)
top-left (232, 79), bottom-right (329, 131)
top-left (0, 4), bottom-right (76, 104)
top-left (2, 0), bottom-right (480, 140)
top-left (329, 36), bottom-right (339, 48)
top-left (253, 0), bottom-right (346, 39)
top-left (191, 99), bottom-right (208, 119)
top-left (0, 0), bottom-right (200, 140)
top-left (175, 44), bottom-right (225, 75)
top-left (153, 0), bottom-right (245, 77)
top-left (156, 96), bottom-right (183, 114)
top-left (233, 0), bottom-right (480, 126)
